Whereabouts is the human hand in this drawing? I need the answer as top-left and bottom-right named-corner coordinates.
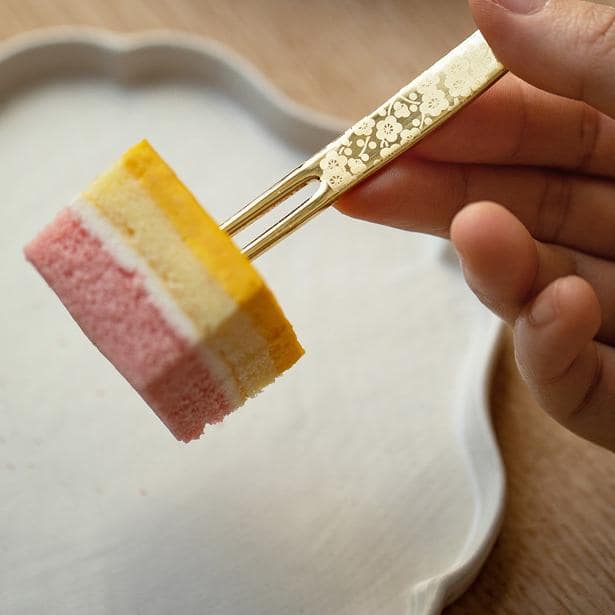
top-left (337, 0), bottom-right (615, 451)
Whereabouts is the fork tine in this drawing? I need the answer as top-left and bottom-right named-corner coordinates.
top-left (220, 165), bottom-right (317, 236)
top-left (242, 181), bottom-right (331, 260)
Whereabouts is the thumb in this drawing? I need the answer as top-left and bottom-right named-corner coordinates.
top-left (469, 0), bottom-right (615, 118)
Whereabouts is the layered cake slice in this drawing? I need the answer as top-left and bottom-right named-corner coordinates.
top-left (25, 141), bottom-right (303, 442)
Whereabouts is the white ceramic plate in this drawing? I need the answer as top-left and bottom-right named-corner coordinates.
top-left (0, 29), bottom-right (504, 615)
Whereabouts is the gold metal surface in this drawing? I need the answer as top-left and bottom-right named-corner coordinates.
top-left (221, 30), bottom-right (506, 260)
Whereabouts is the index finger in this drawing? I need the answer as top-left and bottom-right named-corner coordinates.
top-left (412, 74), bottom-right (615, 179)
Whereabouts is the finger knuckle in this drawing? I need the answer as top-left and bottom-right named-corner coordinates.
top-left (569, 345), bottom-right (603, 418)
top-left (506, 79), bottom-right (528, 164)
top-left (579, 5), bottom-right (615, 62)
top-left (568, 5), bottom-right (615, 103)
top-left (535, 173), bottom-right (574, 245)
top-left (531, 344), bottom-right (604, 421)
top-left (574, 104), bottom-right (601, 171)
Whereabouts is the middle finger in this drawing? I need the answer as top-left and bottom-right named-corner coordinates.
top-left (337, 156), bottom-right (615, 260)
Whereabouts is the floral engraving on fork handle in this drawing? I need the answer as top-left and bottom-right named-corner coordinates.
top-left (316, 31), bottom-right (505, 192)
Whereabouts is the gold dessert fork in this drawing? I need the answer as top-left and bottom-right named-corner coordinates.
top-left (221, 30), bottom-right (506, 259)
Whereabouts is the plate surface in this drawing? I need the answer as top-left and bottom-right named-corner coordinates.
top-left (0, 29), bottom-right (504, 615)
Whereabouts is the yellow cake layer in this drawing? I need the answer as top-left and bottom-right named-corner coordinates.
top-left (122, 140), bottom-right (303, 374)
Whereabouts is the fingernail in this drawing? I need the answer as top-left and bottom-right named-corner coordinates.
top-left (529, 291), bottom-right (555, 327)
top-left (493, 0), bottom-right (547, 14)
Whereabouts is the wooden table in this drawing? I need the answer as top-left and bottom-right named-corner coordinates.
top-left (2, 1), bottom-right (614, 612)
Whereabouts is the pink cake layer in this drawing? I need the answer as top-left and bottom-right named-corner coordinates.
top-left (24, 208), bottom-right (232, 441)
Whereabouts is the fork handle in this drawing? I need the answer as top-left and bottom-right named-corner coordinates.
top-left (306, 30), bottom-right (506, 194)
top-left (237, 30), bottom-right (506, 260)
